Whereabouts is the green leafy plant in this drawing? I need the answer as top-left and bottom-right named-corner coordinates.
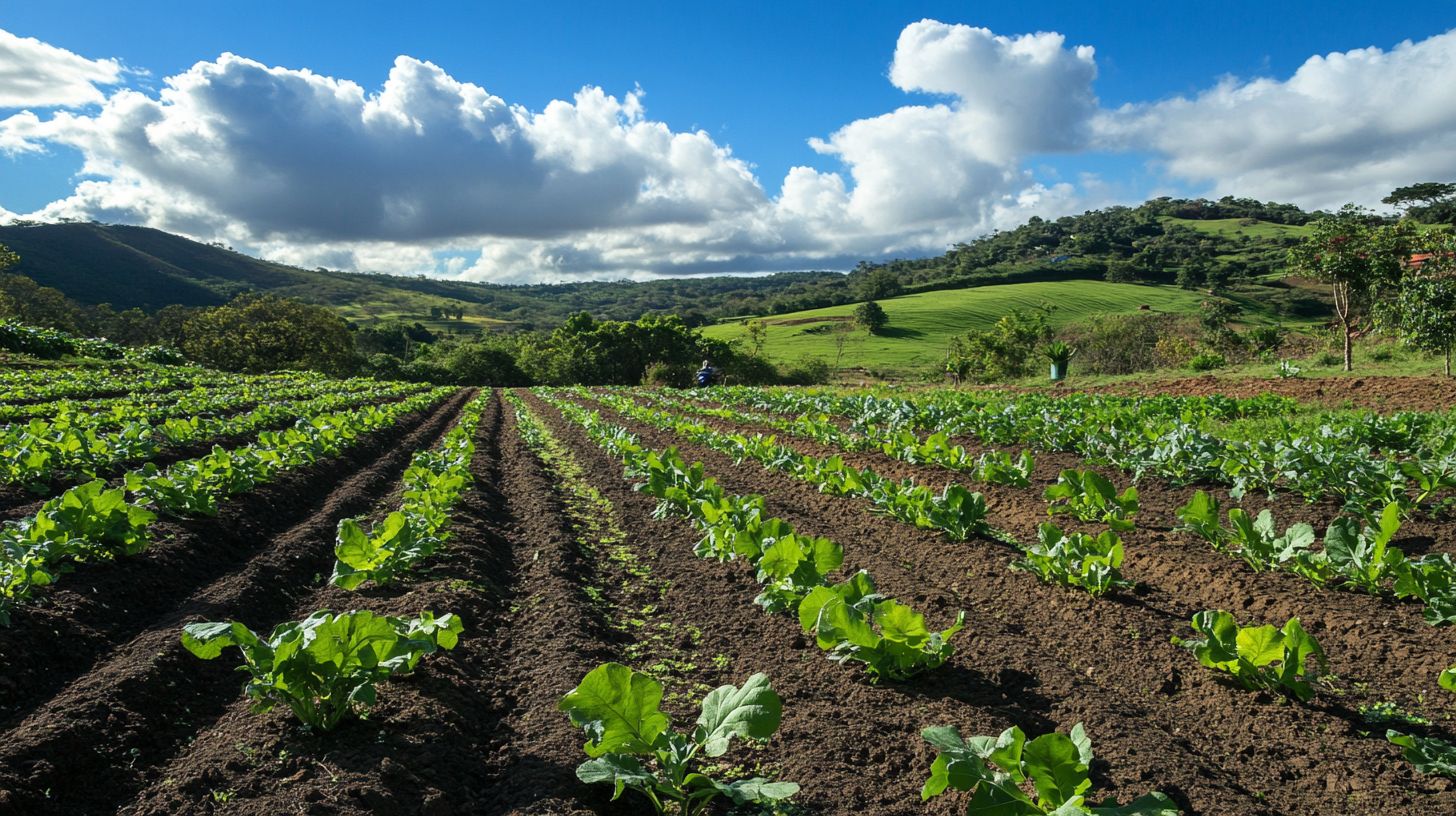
top-left (1385, 665), bottom-right (1456, 779)
top-left (974, 449), bottom-right (1036, 488)
top-left (920, 722), bottom-right (1178, 814)
top-left (558, 662), bottom-right (798, 814)
top-left (798, 571), bottom-right (965, 682)
top-left (1173, 610), bottom-right (1327, 701)
top-left (1044, 469), bottom-right (1138, 531)
top-left (1395, 554), bottom-right (1456, 625)
top-left (181, 609), bottom-right (463, 729)
top-left (1176, 491), bottom-right (1325, 577)
top-left (1042, 341), bottom-right (1077, 367)
top-left (1322, 503), bottom-right (1404, 593)
top-left (1012, 523), bottom-right (1130, 597)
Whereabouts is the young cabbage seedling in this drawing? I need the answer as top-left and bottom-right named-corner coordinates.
top-left (181, 609), bottom-right (462, 730)
top-left (1386, 665), bottom-right (1456, 779)
top-left (920, 722), bottom-right (1178, 814)
top-left (1044, 469), bottom-right (1139, 532)
top-left (559, 662), bottom-right (798, 814)
top-left (1173, 610), bottom-right (1327, 701)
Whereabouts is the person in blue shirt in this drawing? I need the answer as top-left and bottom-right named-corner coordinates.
top-left (694, 360), bottom-right (717, 386)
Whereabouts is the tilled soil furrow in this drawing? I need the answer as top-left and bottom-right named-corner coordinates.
top-left (114, 389), bottom-right (512, 815)
top-left (526, 391), bottom-right (1184, 815)
top-left (566, 392), bottom-right (1455, 815)
top-left (0, 391), bottom-right (470, 730)
top-left (0, 389), bottom-right (473, 816)
top-left (665, 392), bottom-right (1456, 709)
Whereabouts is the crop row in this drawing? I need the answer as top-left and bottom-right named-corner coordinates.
top-left (538, 390), bottom-right (966, 682)
top-left (0, 387), bottom-right (453, 623)
top-left (646, 387), bottom-right (1456, 625)
top-left (0, 380), bottom-right (431, 489)
top-left (180, 392), bottom-right (492, 730)
top-left (0, 373), bottom-right (404, 425)
top-left (0, 365), bottom-right (317, 403)
top-left (698, 386), bottom-right (1456, 521)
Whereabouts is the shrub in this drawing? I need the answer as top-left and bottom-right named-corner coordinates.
top-left (1058, 312), bottom-right (1199, 375)
top-left (778, 357), bottom-right (832, 385)
top-left (1187, 351), bottom-right (1227, 371)
top-left (1153, 335), bottom-right (1196, 367)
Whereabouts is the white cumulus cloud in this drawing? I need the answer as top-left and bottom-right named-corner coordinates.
top-left (0, 29), bottom-right (124, 108)
top-left (5, 21), bottom-right (1455, 282)
top-left (1098, 30), bottom-right (1456, 211)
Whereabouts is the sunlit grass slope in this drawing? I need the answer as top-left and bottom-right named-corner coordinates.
top-left (702, 280), bottom-right (1294, 374)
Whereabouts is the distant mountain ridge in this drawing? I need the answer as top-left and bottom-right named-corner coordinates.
top-left (0, 222), bottom-right (842, 328)
top-left (0, 195), bottom-right (1329, 329)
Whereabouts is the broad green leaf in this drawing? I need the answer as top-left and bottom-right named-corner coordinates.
top-left (1234, 625), bottom-right (1285, 668)
top-left (720, 777), bottom-right (801, 804)
top-left (1092, 791), bottom-right (1182, 815)
top-left (575, 753), bottom-right (657, 801)
top-left (559, 662), bottom-right (671, 758)
top-left (1022, 731), bottom-right (1092, 807)
top-left (694, 673), bottom-right (782, 757)
top-left (1388, 730), bottom-right (1456, 779)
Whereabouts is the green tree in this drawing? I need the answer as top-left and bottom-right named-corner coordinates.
top-left (1198, 297), bottom-right (1242, 350)
top-left (181, 294), bottom-right (358, 375)
top-left (745, 319), bottom-right (768, 359)
top-left (853, 266), bottom-right (902, 300)
top-left (853, 300), bottom-right (889, 334)
top-left (945, 304), bottom-right (1054, 383)
top-left (0, 242), bottom-right (17, 273)
top-left (1103, 258), bottom-right (1140, 284)
top-left (1383, 182), bottom-right (1456, 215)
top-left (1379, 234), bottom-right (1456, 376)
top-left (1287, 205), bottom-right (1416, 371)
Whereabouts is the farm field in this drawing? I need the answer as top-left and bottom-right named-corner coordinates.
top-left (1, 369), bottom-right (1455, 815)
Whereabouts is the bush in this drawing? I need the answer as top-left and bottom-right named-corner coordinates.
top-left (946, 305), bottom-right (1053, 382)
top-left (1243, 324), bottom-right (1285, 355)
top-left (642, 361), bottom-right (692, 387)
top-left (1187, 351), bottom-right (1227, 371)
top-left (125, 345), bottom-right (188, 366)
top-left (1153, 335), bottom-right (1196, 368)
top-left (1315, 351), bottom-right (1343, 367)
top-left (1058, 312), bottom-right (1199, 375)
top-left (779, 357), bottom-right (833, 385)
top-left (853, 301), bottom-right (889, 334)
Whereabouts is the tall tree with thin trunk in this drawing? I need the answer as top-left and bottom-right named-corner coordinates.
top-left (1287, 205), bottom-right (1414, 371)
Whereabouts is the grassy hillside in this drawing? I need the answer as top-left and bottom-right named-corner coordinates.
top-left (703, 280), bottom-right (1305, 375)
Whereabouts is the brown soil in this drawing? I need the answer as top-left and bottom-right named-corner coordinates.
top-left (5, 384), bottom-right (1454, 816)
top-left (567, 390), bottom-right (1456, 815)
top-left (1057, 374), bottom-right (1456, 413)
top-left (0, 389), bottom-right (472, 815)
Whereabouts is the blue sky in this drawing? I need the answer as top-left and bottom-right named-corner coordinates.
top-left (2, 2), bottom-right (1455, 281)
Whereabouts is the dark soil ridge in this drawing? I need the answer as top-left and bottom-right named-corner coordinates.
top-left (566, 392), bottom-right (1456, 815)
top-left (119, 390), bottom-right (619, 815)
top-left (0, 389), bottom-right (468, 728)
top-left (0, 388), bottom-right (424, 520)
top-left (651, 391), bottom-right (1456, 711)
top-left (530, 393), bottom-right (1182, 814)
top-left (0, 389), bottom-right (473, 816)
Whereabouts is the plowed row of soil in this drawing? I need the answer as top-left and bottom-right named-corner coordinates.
top-left (566, 389), bottom-right (1456, 815)
top-left (1051, 374), bottom-right (1456, 413)
top-left (6, 382), bottom-right (1451, 815)
top-left (0, 389), bottom-right (472, 815)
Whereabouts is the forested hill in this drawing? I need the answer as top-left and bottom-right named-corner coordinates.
top-left (1, 195), bottom-right (1324, 328)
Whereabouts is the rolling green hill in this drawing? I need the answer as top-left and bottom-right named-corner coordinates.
top-left (702, 280), bottom-right (1307, 375)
